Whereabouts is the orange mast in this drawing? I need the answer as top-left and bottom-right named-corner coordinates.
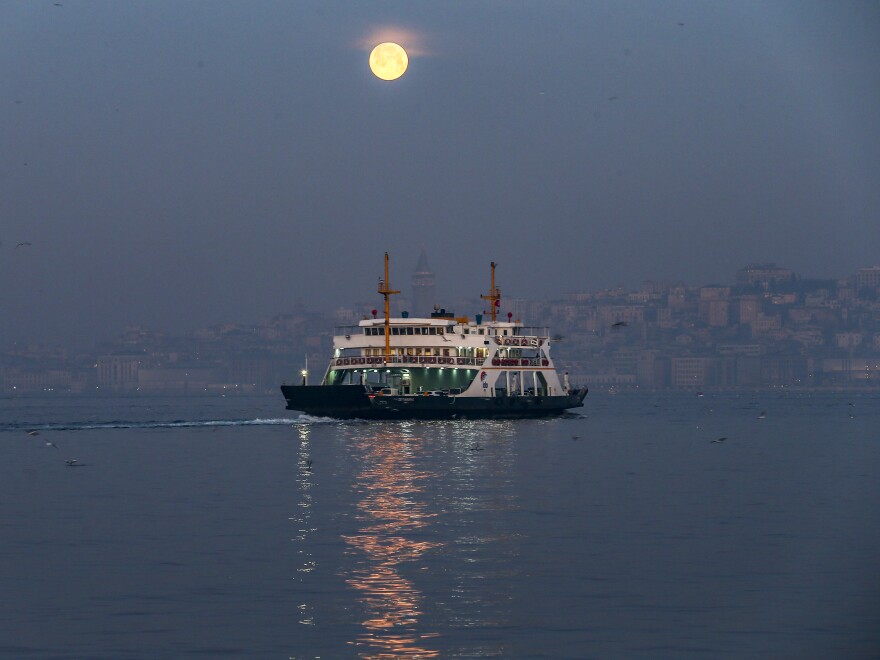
top-left (377, 252), bottom-right (400, 363)
top-left (480, 261), bottom-right (501, 322)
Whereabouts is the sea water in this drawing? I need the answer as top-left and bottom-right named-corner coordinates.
top-left (1, 391), bottom-right (878, 658)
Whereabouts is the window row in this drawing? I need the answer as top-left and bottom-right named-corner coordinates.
top-left (364, 326), bottom-right (454, 336)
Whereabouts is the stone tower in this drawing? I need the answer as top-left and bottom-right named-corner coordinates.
top-left (410, 248), bottom-right (436, 317)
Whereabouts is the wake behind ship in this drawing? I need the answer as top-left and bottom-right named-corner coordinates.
top-left (280, 255), bottom-right (587, 420)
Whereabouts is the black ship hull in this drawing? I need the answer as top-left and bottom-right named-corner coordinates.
top-left (280, 384), bottom-right (588, 420)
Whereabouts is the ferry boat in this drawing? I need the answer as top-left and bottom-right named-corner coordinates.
top-left (280, 254), bottom-right (587, 419)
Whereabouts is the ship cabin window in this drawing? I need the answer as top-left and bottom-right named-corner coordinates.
top-left (478, 329), bottom-right (484, 335)
top-left (407, 327), bottom-right (415, 335)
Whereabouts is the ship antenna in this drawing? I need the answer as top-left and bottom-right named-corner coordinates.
top-left (480, 261), bottom-right (501, 322)
top-left (378, 252), bottom-right (400, 364)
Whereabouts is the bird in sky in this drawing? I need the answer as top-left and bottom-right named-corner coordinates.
top-left (15, 242), bottom-right (32, 250)
top-left (65, 459), bottom-right (78, 466)
top-left (45, 440), bottom-right (58, 448)
top-left (611, 321), bottom-right (627, 328)
top-left (26, 430), bottom-right (40, 436)
top-left (711, 437), bottom-right (727, 444)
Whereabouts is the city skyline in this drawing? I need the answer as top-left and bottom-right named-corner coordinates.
top-left (1, 254), bottom-right (878, 350)
top-left (3, 257), bottom-right (879, 394)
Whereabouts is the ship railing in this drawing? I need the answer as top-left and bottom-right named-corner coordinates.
top-left (515, 326), bottom-right (549, 337)
top-left (331, 356), bottom-right (487, 368)
top-left (330, 356), bottom-right (550, 368)
top-left (490, 357), bottom-right (550, 367)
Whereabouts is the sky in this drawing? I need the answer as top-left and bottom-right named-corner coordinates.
top-left (2, 0), bottom-right (879, 347)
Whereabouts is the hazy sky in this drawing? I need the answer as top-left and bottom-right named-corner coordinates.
top-left (2, 1), bottom-right (879, 346)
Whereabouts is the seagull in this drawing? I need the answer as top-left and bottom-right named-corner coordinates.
top-left (65, 459), bottom-right (78, 466)
top-left (611, 321), bottom-right (627, 328)
top-left (711, 437), bottom-right (727, 444)
top-left (26, 430), bottom-right (40, 436)
top-left (45, 440), bottom-right (58, 448)
top-left (758, 411), bottom-right (766, 419)
top-left (571, 435), bottom-right (581, 440)
top-left (15, 242), bottom-right (32, 250)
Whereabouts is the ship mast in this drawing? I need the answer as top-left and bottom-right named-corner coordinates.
top-left (481, 261), bottom-right (501, 322)
top-left (377, 252), bottom-right (400, 364)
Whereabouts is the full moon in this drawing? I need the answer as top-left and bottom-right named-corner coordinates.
top-left (369, 42), bottom-right (408, 81)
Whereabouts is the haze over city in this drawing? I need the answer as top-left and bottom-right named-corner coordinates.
top-left (2, 1), bottom-right (878, 348)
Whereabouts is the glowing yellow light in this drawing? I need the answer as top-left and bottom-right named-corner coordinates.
top-left (369, 42), bottom-right (408, 81)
